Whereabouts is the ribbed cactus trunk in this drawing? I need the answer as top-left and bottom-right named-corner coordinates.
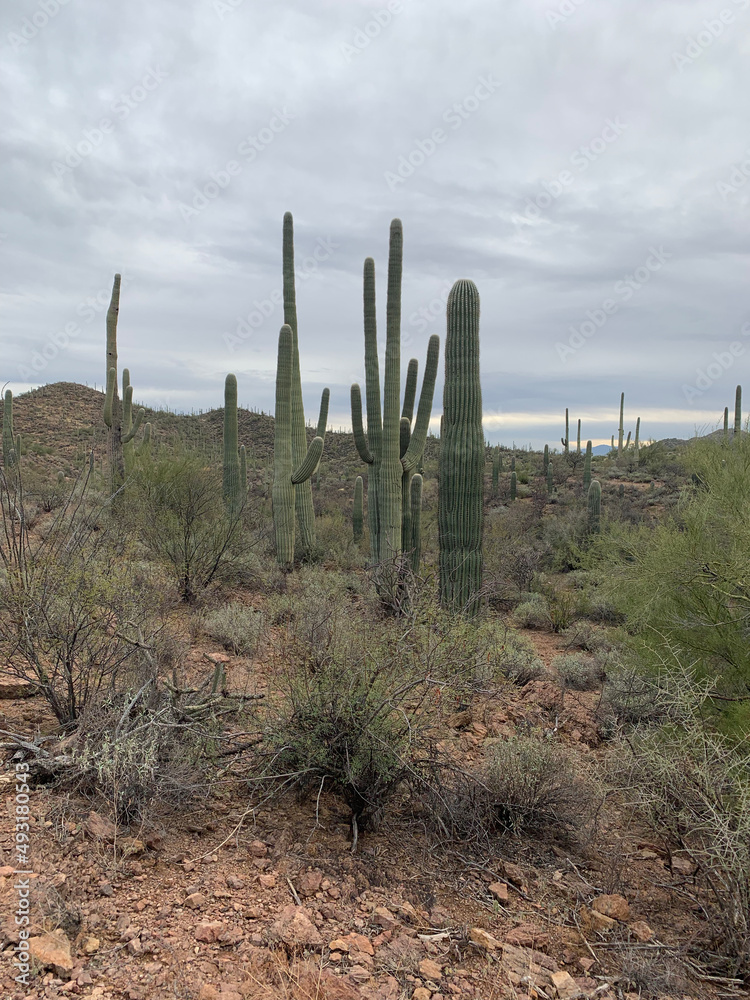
top-left (617, 392), bottom-right (624, 458)
top-left (562, 408), bottom-right (569, 454)
top-left (223, 374), bottom-right (241, 513)
top-left (353, 476), bottom-right (364, 543)
top-left (492, 447), bottom-right (500, 492)
top-left (273, 325), bottom-right (326, 569)
top-left (587, 480), bottom-right (601, 534)
top-left (439, 279), bottom-right (483, 616)
top-left (724, 407), bottom-right (729, 442)
top-left (576, 419), bottom-right (581, 455)
top-left (510, 471), bottom-right (517, 501)
top-left (409, 473), bottom-right (422, 573)
top-left (546, 461), bottom-right (553, 495)
top-left (634, 417), bottom-right (640, 463)
top-left (735, 385), bottom-right (742, 436)
top-left (104, 274), bottom-right (124, 485)
top-left (543, 444), bottom-right (549, 477)
top-left (3, 390), bottom-right (16, 469)
top-left (583, 440), bottom-right (592, 491)
top-left (239, 445), bottom-right (247, 495)
top-left (283, 212), bottom-right (323, 557)
top-left (380, 220), bottom-right (404, 568)
top-left (400, 359), bottom-right (418, 552)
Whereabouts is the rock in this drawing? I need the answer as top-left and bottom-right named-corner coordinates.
top-left (489, 882), bottom-right (509, 903)
top-left (501, 862), bottom-right (526, 887)
top-left (84, 811), bottom-right (117, 842)
top-left (80, 936), bottom-right (100, 955)
top-left (258, 874), bottom-right (276, 889)
top-left (29, 930), bottom-right (73, 977)
top-left (500, 943), bottom-right (556, 990)
top-left (671, 856), bottom-right (696, 876)
top-left (505, 923), bottom-right (549, 948)
top-left (373, 906), bottom-right (398, 930)
top-left (412, 990), bottom-right (431, 1000)
top-left (419, 958), bottom-right (443, 980)
top-left (0, 865), bottom-right (16, 877)
top-left (469, 927), bottom-right (501, 950)
top-left (550, 970), bottom-right (579, 999)
top-left (296, 871), bottom-right (323, 897)
top-left (0, 678), bottom-right (35, 699)
top-left (629, 919), bottom-right (653, 942)
top-left (347, 965), bottom-right (371, 984)
top-left (198, 986), bottom-right (219, 1000)
top-left (446, 709), bottom-right (472, 729)
top-left (591, 894), bottom-right (630, 922)
top-left (225, 876), bottom-right (244, 890)
top-left (195, 921), bottom-right (225, 943)
top-left (185, 892), bottom-right (207, 909)
top-left (119, 838), bottom-right (145, 856)
top-left (269, 905), bottom-right (323, 950)
top-left (248, 840), bottom-right (268, 857)
top-left (579, 906), bottom-right (615, 934)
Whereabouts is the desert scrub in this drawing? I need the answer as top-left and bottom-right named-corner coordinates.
top-left (552, 652), bottom-right (604, 691)
top-left (510, 593), bottom-right (552, 630)
top-left (204, 603), bottom-right (265, 656)
top-left (491, 631), bottom-right (545, 685)
top-left (438, 734), bottom-right (600, 843)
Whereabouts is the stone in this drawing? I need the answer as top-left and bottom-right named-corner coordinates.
top-left (119, 838), bottom-right (145, 856)
top-left (225, 876), bottom-right (244, 890)
top-left (258, 874), bottom-right (276, 889)
top-left (347, 965), bottom-right (371, 984)
top-left (469, 927), bottom-right (501, 950)
top-left (84, 811), bottom-right (117, 842)
top-left (29, 930), bottom-right (73, 977)
top-left (198, 986), bottom-right (219, 1000)
top-left (579, 906), bottom-right (615, 934)
top-left (80, 937), bottom-right (99, 956)
top-left (185, 892), bottom-right (207, 909)
top-left (248, 840), bottom-right (267, 857)
top-left (446, 709), bottom-right (472, 729)
top-left (550, 970), bottom-right (579, 998)
top-left (0, 677), bottom-right (35, 698)
top-left (671, 856), bottom-right (696, 876)
top-left (505, 923), bottom-right (549, 948)
top-left (502, 862), bottom-right (526, 887)
top-left (489, 882), bottom-right (509, 903)
top-left (500, 943), bottom-right (556, 990)
top-left (195, 921), bottom-right (225, 944)
top-left (412, 990), bottom-right (431, 1000)
top-left (269, 905), bottom-right (323, 950)
top-left (591, 894), bottom-right (630, 922)
top-left (629, 919), bottom-right (653, 942)
top-left (419, 957), bottom-right (443, 980)
top-left (296, 871), bottom-right (323, 897)
top-left (373, 906), bottom-right (398, 930)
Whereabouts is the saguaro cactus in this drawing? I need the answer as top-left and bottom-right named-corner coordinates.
top-left (283, 212), bottom-right (329, 556)
top-left (438, 279), bottom-right (483, 616)
top-left (121, 369), bottom-right (145, 474)
top-left (634, 417), bottom-right (640, 463)
top-left (3, 390), bottom-right (16, 469)
top-left (351, 220), bottom-right (439, 575)
top-left (510, 471), bottom-right (517, 501)
top-left (409, 473), bottom-right (422, 573)
top-left (724, 407), bottom-right (729, 442)
top-left (561, 408), bottom-right (569, 454)
top-left (546, 461), bottom-right (554, 495)
top-left (353, 476), bottom-right (364, 543)
top-left (103, 274), bottom-right (124, 484)
top-left (576, 419), bottom-right (581, 455)
top-left (735, 385), bottom-right (742, 436)
top-left (617, 392), bottom-right (625, 458)
top-left (543, 444), bottom-right (549, 476)
top-left (587, 480), bottom-right (601, 534)
top-left (583, 440), bottom-right (592, 491)
top-left (492, 447), bottom-right (500, 492)
top-left (273, 325), bottom-right (326, 569)
top-left (222, 374), bottom-right (242, 513)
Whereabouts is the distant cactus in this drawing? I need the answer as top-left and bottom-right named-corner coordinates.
top-left (510, 470), bottom-right (517, 501)
top-left (492, 447), bottom-right (500, 492)
top-left (618, 483), bottom-right (625, 497)
top-left (353, 475), bottom-right (364, 543)
top-left (587, 480), bottom-right (601, 534)
top-left (576, 419), bottom-right (581, 455)
top-left (634, 417), bottom-right (640, 463)
top-left (625, 430), bottom-right (631, 450)
top-left (546, 461), bottom-right (553, 495)
top-left (543, 444), bottom-right (549, 476)
top-left (439, 279), bottom-right (483, 615)
top-left (617, 392), bottom-right (624, 457)
top-left (3, 390), bottom-right (16, 469)
top-left (583, 440), bottom-right (592, 491)
top-left (735, 384), bottom-right (742, 436)
top-left (103, 274), bottom-right (124, 484)
top-left (561, 408), bottom-right (569, 454)
top-left (511, 455), bottom-right (516, 473)
top-left (222, 374), bottom-right (242, 513)
top-left (273, 325), bottom-right (326, 569)
top-left (724, 407), bottom-right (729, 441)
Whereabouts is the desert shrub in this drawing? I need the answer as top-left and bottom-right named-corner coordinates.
top-left (22, 470), bottom-right (68, 512)
top-left (618, 950), bottom-right (688, 998)
top-left (552, 652), bottom-right (604, 691)
top-left (204, 603), bottom-right (265, 656)
top-left (613, 671), bottom-right (750, 974)
top-left (541, 508), bottom-right (588, 572)
top-left (492, 632), bottom-right (545, 685)
top-left (439, 735), bottom-right (599, 842)
top-left (510, 593), bottom-right (552, 630)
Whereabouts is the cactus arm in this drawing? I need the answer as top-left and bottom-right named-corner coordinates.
top-left (401, 333), bottom-right (440, 473)
top-left (292, 437), bottom-right (324, 484)
top-left (222, 374), bottom-right (241, 511)
top-left (351, 384), bottom-right (374, 464)
top-left (316, 388), bottom-right (330, 440)
top-left (122, 406), bottom-right (145, 444)
top-left (402, 358), bottom-right (418, 421)
top-left (399, 417), bottom-right (411, 459)
top-left (104, 367), bottom-right (116, 427)
top-left (273, 325), bottom-right (296, 568)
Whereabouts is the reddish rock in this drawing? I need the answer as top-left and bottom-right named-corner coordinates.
top-left (0, 677), bottom-right (35, 699)
top-left (419, 957), bottom-right (443, 980)
top-left (629, 919), bottom-right (654, 942)
top-left (505, 923), bottom-right (549, 948)
top-left (84, 811), bottom-right (117, 842)
top-left (185, 892), bottom-right (207, 909)
top-left (489, 882), bottom-right (509, 903)
top-left (296, 870), bottom-right (323, 897)
top-left (248, 840), bottom-right (268, 857)
top-left (591, 894), bottom-right (630, 922)
top-left (469, 927), bottom-right (501, 950)
top-left (29, 930), bottom-right (73, 977)
top-left (195, 921), bottom-right (225, 944)
top-left (269, 905), bottom-right (323, 950)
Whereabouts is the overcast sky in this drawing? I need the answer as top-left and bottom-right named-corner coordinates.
top-left (2, 0), bottom-right (749, 448)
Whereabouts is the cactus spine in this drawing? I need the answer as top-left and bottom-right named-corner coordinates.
top-left (617, 392), bottom-right (624, 457)
top-left (510, 470), bottom-right (517, 501)
top-left (273, 325), bottom-right (325, 569)
top-left (3, 390), bottom-right (16, 469)
top-left (283, 212), bottom-right (329, 556)
top-left (353, 476), bottom-right (364, 543)
top-left (222, 374), bottom-right (242, 513)
top-left (735, 384), bottom-right (742, 436)
top-left (409, 473), bottom-right (422, 573)
top-left (351, 220), bottom-right (439, 578)
top-left (583, 440), bottom-right (592, 491)
top-left (587, 480), bottom-right (601, 534)
top-left (438, 279), bottom-right (483, 616)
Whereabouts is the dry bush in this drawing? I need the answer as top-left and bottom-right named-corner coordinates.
top-left (203, 602), bottom-right (266, 656)
top-left (552, 652), bottom-right (604, 691)
top-left (510, 593), bottom-right (552, 630)
top-left (618, 948), bottom-right (689, 997)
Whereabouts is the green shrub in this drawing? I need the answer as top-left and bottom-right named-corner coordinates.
top-left (493, 632), bottom-right (545, 685)
top-left (552, 652), bottom-right (604, 691)
top-left (510, 593), bottom-right (552, 630)
top-left (204, 603), bottom-right (265, 656)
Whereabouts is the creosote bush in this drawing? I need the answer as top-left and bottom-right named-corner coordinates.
top-left (552, 652), bottom-right (604, 691)
top-left (204, 603), bottom-right (266, 656)
top-left (510, 593), bottom-right (551, 630)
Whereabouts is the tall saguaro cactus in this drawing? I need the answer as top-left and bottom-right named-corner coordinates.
top-left (351, 220), bottom-right (439, 576)
top-left (438, 279), bottom-right (483, 616)
top-left (273, 325), bottom-right (326, 569)
top-left (222, 374), bottom-right (242, 513)
top-left (283, 212), bottom-right (329, 556)
top-left (510, 471), bottom-right (517, 501)
top-left (735, 385), bottom-right (742, 436)
top-left (587, 480), bottom-right (601, 534)
top-left (634, 417), bottom-right (640, 463)
top-left (492, 447), bottom-right (500, 492)
top-left (576, 419), bottom-right (581, 455)
top-left (724, 407), bottom-right (729, 442)
top-left (617, 392), bottom-right (625, 458)
top-left (561, 408), bottom-right (569, 454)
top-left (121, 369), bottom-right (145, 475)
top-left (543, 444), bottom-right (549, 477)
top-left (583, 440), bottom-right (592, 491)
top-left (104, 274), bottom-right (124, 484)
